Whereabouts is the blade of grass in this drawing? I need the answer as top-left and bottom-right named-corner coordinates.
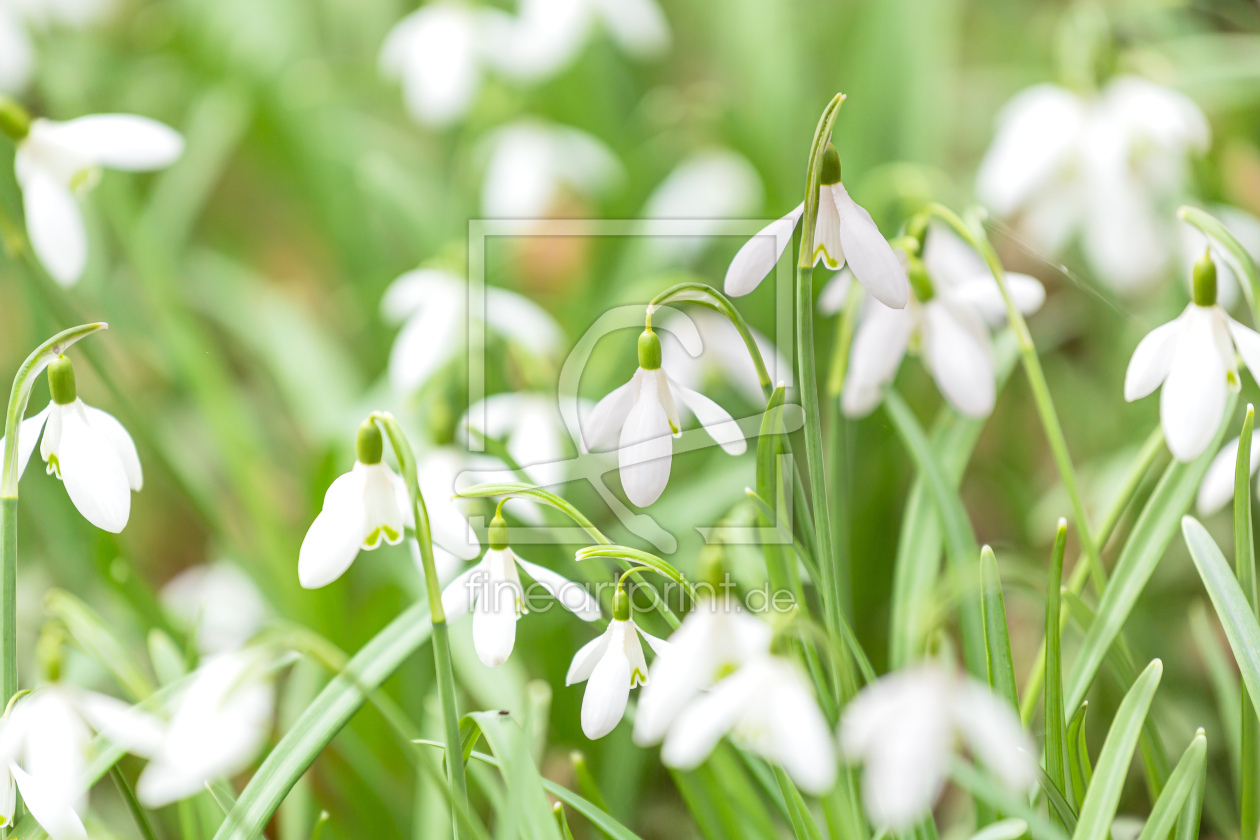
top-left (1066, 703), bottom-right (1091, 805)
top-left (1235, 405), bottom-right (1259, 840)
top-left (467, 711), bottom-right (562, 840)
top-left (948, 759), bottom-right (1069, 840)
top-left (1135, 732), bottom-right (1208, 840)
top-left (1045, 520), bottom-right (1071, 820)
top-left (981, 546), bottom-right (1019, 710)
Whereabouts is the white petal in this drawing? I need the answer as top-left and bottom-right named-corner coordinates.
top-left (380, 5), bottom-right (481, 126)
top-left (633, 617), bottom-right (712, 745)
top-left (832, 183), bottom-right (909, 309)
top-left (592, 0), bottom-right (670, 57)
top-left (441, 561), bottom-right (484, 623)
top-left (580, 625), bottom-right (632, 739)
top-left (20, 161), bottom-right (86, 287)
top-left (360, 462), bottom-right (406, 548)
top-left (818, 270), bottom-right (854, 316)
top-left (725, 204), bottom-right (803, 297)
top-left (812, 188), bottom-right (844, 270)
top-left (618, 375), bottom-right (674, 506)
top-left (379, 268), bottom-right (460, 323)
top-left (975, 84), bottom-right (1085, 216)
top-left (10, 765), bottom-right (85, 840)
top-left (387, 296), bottom-right (462, 395)
top-left (0, 404), bottom-right (50, 481)
top-left (0, 10), bottom-right (33, 95)
top-left (567, 627), bottom-right (613, 685)
top-left (56, 404), bottom-right (131, 532)
top-left (160, 562), bottom-right (268, 655)
top-left (0, 769), bottom-right (13, 828)
top-left (73, 690), bottom-right (164, 756)
top-left (584, 378), bottom-right (634, 451)
top-left (921, 302), bottom-right (996, 418)
top-left (471, 550), bottom-right (519, 667)
top-left (514, 553), bottom-right (600, 621)
top-left (417, 451), bottom-right (481, 560)
top-left (1124, 318), bottom-right (1182, 402)
top-left (952, 680), bottom-right (1036, 791)
top-left (660, 663), bottom-right (760, 770)
top-left (948, 273), bottom-right (1045, 324)
top-left (842, 302), bottom-right (914, 418)
top-left (1228, 318), bottom-right (1260, 382)
top-left (1198, 431), bottom-right (1260, 516)
top-left (44, 115), bottom-right (183, 171)
top-left (667, 377), bottom-right (745, 455)
top-left (298, 470), bottom-right (366, 589)
top-left (638, 627), bottom-right (671, 657)
top-left (485, 286), bottom-right (564, 357)
top-left (765, 669), bottom-right (836, 795)
top-left (1161, 308), bottom-right (1227, 462)
top-left (81, 403), bottom-right (142, 491)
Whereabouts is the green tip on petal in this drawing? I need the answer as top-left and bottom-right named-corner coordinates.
top-left (1193, 249), bottom-right (1217, 307)
top-left (47, 355), bottom-right (77, 406)
top-left (819, 144), bottom-right (841, 186)
top-left (638, 328), bottom-right (662, 370)
top-left (356, 418), bottom-right (383, 465)
top-left (0, 98), bottom-right (30, 142)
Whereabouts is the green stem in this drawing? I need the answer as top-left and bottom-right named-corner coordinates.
top-left (1179, 206), bottom-right (1260, 327)
top-left (111, 766), bottom-right (160, 840)
top-left (0, 499), bottom-right (13, 718)
top-left (1236, 406), bottom-right (1259, 840)
top-left (648, 282), bottom-right (772, 390)
top-left (370, 412), bottom-right (467, 834)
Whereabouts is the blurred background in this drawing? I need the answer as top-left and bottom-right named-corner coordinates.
top-left (2, 0), bottom-right (1260, 836)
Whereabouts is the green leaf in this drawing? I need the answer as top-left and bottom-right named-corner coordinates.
top-left (1066, 702), bottom-right (1091, 806)
top-left (1235, 405), bottom-right (1260, 840)
top-left (466, 711), bottom-right (562, 840)
top-left (1034, 765), bottom-right (1078, 831)
top-left (44, 588), bottom-right (155, 701)
top-left (212, 603), bottom-right (432, 840)
top-left (774, 767), bottom-right (825, 840)
top-left (1045, 520), bottom-right (1071, 820)
top-left (981, 546), bottom-right (1019, 710)
top-left (1135, 732), bottom-right (1207, 840)
top-left (1065, 393), bottom-right (1235, 713)
top-left (1072, 659), bottom-right (1163, 840)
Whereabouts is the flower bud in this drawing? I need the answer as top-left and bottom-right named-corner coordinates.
top-left (47, 355), bottom-right (77, 405)
top-left (819, 144), bottom-right (842, 186)
top-left (488, 511), bottom-right (509, 551)
top-left (356, 418), bottom-right (383, 465)
top-left (1193, 250), bottom-right (1217, 307)
top-left (908, 255), bottom-right (934, 302)
top-left (0, 98), bottom-right (30, 142)
top-left (638, 328), bottom-right (662, 370)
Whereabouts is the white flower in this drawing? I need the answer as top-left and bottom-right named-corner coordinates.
top-left (441, 531), bottom-right (600, 667)
top-left (479, 120), bottom-right (620, 218)
top-left (660, 653), bottom-right (835, 796)
top-left (298, 426), bottom-right (481, 589)
top-left (1124, 267), bottom-right (1260, 462)
top-left (160, 562), bottom-right (269, 654)
top-left (0, 8), bottom-right (33, 94)
top-left (632, 596), bottom-right (771, 746)
top-left (976, 77), bottom-right (1209, 292)
top-left (658, 309), bottom-right (791, 405)
top-left (417, 446), bottom-right (495, 572)
top-left (584, 329), bottom-right (746, 507)
top-left (723, 147), bottom-right (908, 309)
top-left (379, 3), bottom-right (487, 127)
top-left (381, 268), bottom-right (564, 396)
top-left (461, 392), bottom-right (576, 490)
top-left (839, 663), bottom-right (1035, 831)
top-left (828, 224), bottom-right (1045, 418)
top-left (1178, 206), bottom-right (1260, 312)
top-left (0, 685), bottom-right (163, 840)
top-left (134, 650), bottom-right (274, 808)
top-left (640, 149), bottom-right (763, 264)
top-left (15, 114), bottom-right (182, 285)
top-left (1196, 430), bottom-right (1260, 516)
top-left (2, 360), bottom-right (143, 533)
top-left (566, 615), bottom-right (668, 739)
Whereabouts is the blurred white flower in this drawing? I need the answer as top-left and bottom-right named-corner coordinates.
top-left (976, 77), bottom-right (1209, 293)
top-left (461, 392), bottom-right (575, 489)
top-left (632, 595), bottom-right (771, 746)
top-left (381, 268), bottom-right (564, 396)
top-left (2, 357), bottom-right (143, 533)
top-left (641, 149), bottom-right (763, 263)
top-left (15, 114), bottom-right (182, 285)
top-left (585, 329), bottom-right (746, 507)
top-left (480, 120), bottom-right (620, 218)
top-left (658, 309), bottom-right (790, 405)
top-left (379, 3), bottom-right (486, 127)
top-left (661, 653), bottom-right (835, 796)
top-left (724, 147), bottom-right (908, 308)
top-left (566, 614), bottom-right (668, 739)
top-left (1125, 258), bottom-right (1260, 462)
top-left (826, 224), bottom-right (1045, 418)
top-left (134, 650), bottom-right (274, 808)
top-left (160, 562), bottom-right (269, 655)
top-left (1196, 430), bottom-right (1260, 516)
top-left (441, 515), bottom-right (600, 667)
top-left (1178, 206), bottom-right (1260, 312)
top-left (0, 8), bottom-right (33, 94)
top-left (839, 663), bottom-right (1035, 830)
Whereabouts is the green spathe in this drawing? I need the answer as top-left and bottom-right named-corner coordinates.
top-left (47, 356), bottom-right (76, 406)
top-left (638, 328), bottom-right (661, 370)
top-left (1193, 251), bottom-right (1217, 307)
top-left (356, 418), bottom-right (383, 465)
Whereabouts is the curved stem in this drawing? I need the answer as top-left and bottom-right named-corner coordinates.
top-left (1179, 205), bottom-right (1260, 327)
top-left (648, 281), bottom-right (773, 390)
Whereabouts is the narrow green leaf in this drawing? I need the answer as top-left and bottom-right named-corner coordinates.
top-left (1187, 601), bottom-right (1241, 781)
top-left (1034, 765), bottom-right (1079, 831)
top-left (1135, 732), bottom-right (1207, 840)
top-left (1235, 405), bottom-right (1259, 840)
top-left (1072, 659), bottom-right (1163, 840)
top-left (774, 767), bottom-right (825, 840)
top-left (468, 711), bottom-right (562, 840)
top-left (44, 588), bottom-right (154, 701)
top-left (1174, 745), bottom-right (1207, 840)
top-left (966, 819), bottom-right (1030, 840)
top-left (980, 546), bottom-right (1019, 710)
top-left (1066, 703), bottom-right (1091, 806)
top-left (1045, 520), bottom-right (1071, 820)
top-left (1065, 394), bottom-right (1235, 713)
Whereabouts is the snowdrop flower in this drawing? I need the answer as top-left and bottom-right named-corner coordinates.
top-left (660, 652), bottom-right (835, 795)
top-left (160, 562), bottom-right (269, 655)
top-left (976, 77), bottom-right (1209, 292)
top-left (840, 662), bottom-right (1035, 830)
top-left (641, 149), bottom-right (763, 264)
top-left (441, 507), bottom-right (600, 667)
top-left (9, 111), bottom-right (182, 286)
top-left (480, 120), bottom-right (620, 219)
top-left (1179, 207), bottom-right (1260, 312)
top-left (826, 223), bottom-right (1045, 418)
top-left (299, 419), bottom-right (480, 589)
top-left (724, 144), bottom-right (908, 309)
top-left (632, 595), bottom-right (771, 745)
top-left (0, 355), bottom-right (142, 532)
top-left (0, 11), bottom-right (33, 94)
top-left (1196, 429), bottom-right (1260, 516)
top-left (1125, 253), bottom-right (1260, 462)
top-left (658, 309), bottom-right (790, 405)
top-left (379, 3), bottom-right (487, 127)
top-left (381, 268), bottom-right (564, 396)
top-left (566, 584), bottom-right (668, 739)
top-left (461, 392), bottom-right (576, 489)
top-left (134, 649), bottom-right (275, 807)
top-left (585, 326), bottom-right (746, 507)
